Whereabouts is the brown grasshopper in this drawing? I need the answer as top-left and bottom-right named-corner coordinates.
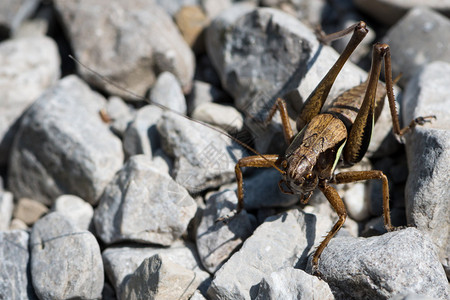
top-left (222, 21), bottom-right (434, 274)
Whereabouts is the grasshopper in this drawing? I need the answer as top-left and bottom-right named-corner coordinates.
top-left (221, 21), bottom-right (434, 274)
top-left (73, 21), bottom-right (433, 276)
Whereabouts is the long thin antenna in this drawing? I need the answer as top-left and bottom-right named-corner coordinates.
top-left (69, 55), bottom-right (286, 174)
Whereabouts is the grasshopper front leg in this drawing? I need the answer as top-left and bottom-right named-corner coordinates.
top-left (217, 154), bottom-right (280, 222)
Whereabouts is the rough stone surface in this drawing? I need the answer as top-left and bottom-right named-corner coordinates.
top-left (383, 7), bottom-right (450, 87)
top-left (196, 189), bottom-right (254, 273)
top-left (192, 102), bottom-right (244, 133)
top-left (354, 0), bottom-right (450, 26)
top-left (54, 0), bottom-right (195, 99)
top-left (0, 191), bottom-right (13, 230)
top-left (158, 110), bottom-right (246, 193)
top-left (155, 0), bottom-right (199, 17)
top-left (0, 0), bottom-right (40, 36)
top-left (94, 155), bottom-right (197, 246)
top-left (102, 240), bottom-right (209, 296)
top-left (30, 212), bottom-right (104, 300)
top-left (208, 208), bottom-right (330, 300)
top-left (52, 195), bottom-right (94, 231)
top-left (123, 105), bottom-right (163, 159)
top-left (0, 230), bottom-right (36, 299)
top-left (403, 61), bottom-right (450, 276)
top-left (13, 198), bottom-right (48, 226)
top-left (120, 254), bottom-right (201, 300)
top-left (187, 80), bottom-right (230, 114)
top-left (8, 75), bottom-right (124, 206)
top-left (0, 36), bottom-right (60, 166)
top-left (150, 71), bottom-right (187, 114)
top-left (315, 228), bottom-right (449, 300)
top-left (255, 267), bottom-right (334, 300)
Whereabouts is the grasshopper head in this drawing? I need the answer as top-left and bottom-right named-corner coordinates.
top-left (281, 158), bottom-right (318, 195)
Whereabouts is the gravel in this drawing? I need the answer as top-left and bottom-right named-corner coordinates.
top-left (1, 1), bottom-right (449, 299)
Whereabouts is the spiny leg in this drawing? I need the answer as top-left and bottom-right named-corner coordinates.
top-left (313, 182), bottom-right (347, 275)
top-left (296, 21), bottom-right (368, 131)
top-left (381, 44), bottom-right (435, 136)
top-left (266, 98), bottom-right (295, 144)
top-left (332, 170), bottom-right (394, 231)
top-left (217, 154), bottom-right (280, 222)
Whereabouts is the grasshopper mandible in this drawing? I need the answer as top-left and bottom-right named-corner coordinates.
top-left (223, 21), bottom-right (434, 274)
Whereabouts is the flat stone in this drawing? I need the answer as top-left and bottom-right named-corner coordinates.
top-left (150, 71), bottom-right (187, 114)
top-left (192, 102), bottom-right (244, 133)
top-left (403, 61), bottom-right (450, 277)
top-left (383, 7), bottom-right (450, 87)
top-left (255, 267), bottom-right (334, 300)
top-left (52, 195), bottom-right (94, 231)
top-left (8, 75), bottom-right (124, 206)
top-left (94, 155), bottom-right (197, 246)
top-left (0, 36), bottom-right (60, 166)
top-left (13, 198), bottom-right (48, 226)
top-left (102, 240), bottom-right (209, 296)
top-left (120, 254), bottom-right (201, 300)
top-left (0, 230), bottom-right (36, 299)
top-left (30, 212), bottom-right (103, 300)
top-left (196, 189), bottom-right (253, 273)
top-left (0, 191), bottom-right (13, 230)
top-left (207, 208), bottom-right (330, 300)
top-left (123, 105), bottom-right (163, 159)
top-left (315, 228), bottom-right (449, 299)
top-left (158, 110), bottom-right (246, 193)
top-left (54, 0), bottom-right (195, 99)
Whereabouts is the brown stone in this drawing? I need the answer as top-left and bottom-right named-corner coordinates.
top-left (14, 198), bottom-right (48, 226)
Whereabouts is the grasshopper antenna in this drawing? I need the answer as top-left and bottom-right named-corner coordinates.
top-left (69, 55), bottom-right (286, 175)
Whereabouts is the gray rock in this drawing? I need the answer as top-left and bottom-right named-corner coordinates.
top-left (187, 80), bottom-right (230, 114)
top-left (102, 240), bottom-right (209, 296)
top-left (30, 212), bottom-right (103, 300)
top-left (0, 36), bottom-right (60, 166)
top-left (105, 96), bottom-right (135, 137)
top-left (94, 155), bottom-right (197, 246)
top-left (190, 290), bottom-right (207, 300)
top-left (150, 71), bottom-right (187, 114)
top-left (383, 7), bottom-right (450, 87)
top-left (202, 0), bottom-right (233, 19)
top-left (315, 228), bottom-right (449, 300)
top-left (206, 7), bottom-right (315, 123)
top-left (255, 267), bottom-right (334, 300)
top-left (151, 148), bottom-right (173, 175)
top-left (0, 0), bottom-right (40, 36)
top-left (157, 110), bottom-right (246, 193)
top-left (0, 191), bottom-right (13, 230)
top-left (120, 254), bottom-right (201, 300)
top-left (196, 190), bottom-right (253, 273)
top-left (354, 0), bottom-right (450, 26)
top-left (52, 195), bottom-right (94, 231)
top-left (8, 75), bottom-right (124, 206)
top-left (0, 230), bottom-right (36, 299)
top-left (192, 102), bottom-right (244, 133)
top-left (54, 0), bottom-right (195, 99)
top-left (389, 293), bottom-right (441, 300)
top-left (403, 61), bottom-right (450, 277)
top-left (207, 208), bottom-right (330, 300)
top-left (123, 105), bottom-right (163, 159)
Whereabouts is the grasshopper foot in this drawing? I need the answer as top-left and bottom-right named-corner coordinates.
top-left (311, 263), bottom-right (323, 279)
top-left (414, 115), bottom-right (436, 125)
top-left (215, 210), bottom-right (238, 224)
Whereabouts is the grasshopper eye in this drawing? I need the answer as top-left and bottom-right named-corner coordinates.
top-left (281, 160), bottom-right (288, 169)
top-left (305, 173), bottom-right (314, 182)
